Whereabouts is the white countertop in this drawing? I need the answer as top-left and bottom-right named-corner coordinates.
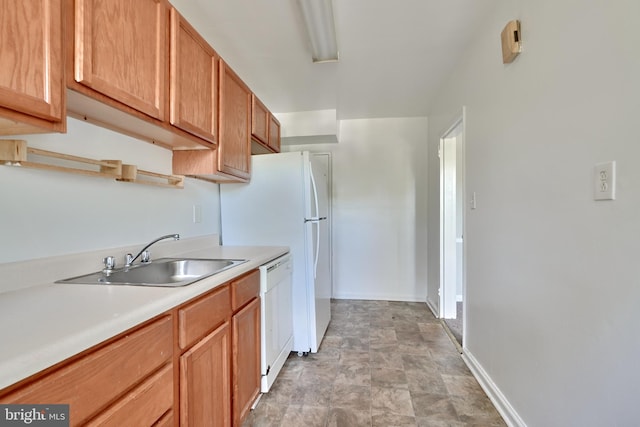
top-left (0, 243), bottom-right (288, 390)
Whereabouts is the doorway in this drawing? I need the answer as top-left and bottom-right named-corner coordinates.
top-left (439, 114), bottom-right (465, 348)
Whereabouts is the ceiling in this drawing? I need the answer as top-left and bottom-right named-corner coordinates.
top-left (170, 0), bottom-right (500, 120)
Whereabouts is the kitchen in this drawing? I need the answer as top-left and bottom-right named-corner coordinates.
top-left (1, 0), bottom-right (640, 426)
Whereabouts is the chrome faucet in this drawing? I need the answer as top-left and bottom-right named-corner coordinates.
top-left (125, 234), bottom-right (180, 267)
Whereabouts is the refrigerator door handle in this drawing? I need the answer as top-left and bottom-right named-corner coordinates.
top-left (308, 161), bottom-right (321, 279)
top-left (309, 161), bottom-right (320, 219)
top-left (304, 217), bottom-right (327, 223)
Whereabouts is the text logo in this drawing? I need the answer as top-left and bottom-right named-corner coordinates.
top-left (0, 405), bottom-right (69, 427)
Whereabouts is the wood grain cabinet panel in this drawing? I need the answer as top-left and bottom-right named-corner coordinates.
top-left (251, 94), bottom-right (268, 146)
top-left (232, 297), bottom-right (261, 426)
top-left (218, 60), bottom-right (251, 180)
top-left (73, 0), bottom-right (167, 120)
top-left (170, 8), bottom-right (217, 143)
top-left (0, 316), bottom-right (173, 426)
top-left (268, 114), bottom-right (281, 153)
top-left (0, 0), bottom-right (65, 132)
top-left (178, 284), bottom-right (231, 350)
top-left (172, 60), bottom-right (252, 181)
top-left (231, 269), bottom-right (260, 312)
top-left (85, 364), bottom-right (173, 427)
top-left (250, 93), bottom-right (280, 154)
top-left (153, 410), bottom-right (174, 427)
top-left (180, 321), bottom-right (232, 427)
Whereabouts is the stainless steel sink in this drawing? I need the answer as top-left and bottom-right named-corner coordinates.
top-left (56, 258), bottom-right (248, 287)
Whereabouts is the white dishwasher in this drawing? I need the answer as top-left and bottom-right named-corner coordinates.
top-left (259, 253), bottom-right (293, 392)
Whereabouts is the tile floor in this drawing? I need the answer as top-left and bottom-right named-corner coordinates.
top-left (243, 299), bottom-right (506, 427)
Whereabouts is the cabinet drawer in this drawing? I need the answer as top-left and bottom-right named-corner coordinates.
top-left (179, 284), bottom-right (231, 350)
top-left (0, 316), bottom-right (173, 425)
top-left (85, 364), bottom-right (173, 426)
top-left (231, 269), bottom-right (260, 312)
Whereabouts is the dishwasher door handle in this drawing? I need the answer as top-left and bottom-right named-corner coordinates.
top-left (267, 262), bottom-right (282, 272)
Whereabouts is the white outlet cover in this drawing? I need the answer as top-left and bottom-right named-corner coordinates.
top-left (193, 204), bottom-right (203, 223)
top-left (594, 161), bottom-right (616, 201)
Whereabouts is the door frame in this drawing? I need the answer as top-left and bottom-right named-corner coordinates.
top-left (438, 109), bottom-right (466, 338)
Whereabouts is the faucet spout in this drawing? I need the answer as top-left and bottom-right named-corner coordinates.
top-left (126, 234), bottom-right (180, 267)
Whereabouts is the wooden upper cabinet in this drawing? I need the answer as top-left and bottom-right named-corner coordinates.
top-left (73, 0), bottom-right (166, 120)
top-left (170, 8), bottom-right (217, 144)
top-left (218, 60), bottom-right (251, 180)
top-left (250, 93), bottom-right (280, 154)
top-left (0, 0), bottom-right (65, 132)
top-left (268, 114), bottom-right (281, 153)
top-left (251, 94), bottom-right (268, 146)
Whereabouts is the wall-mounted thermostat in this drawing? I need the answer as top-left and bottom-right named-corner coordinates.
top-left (501, 20), bottom-right (522, 64)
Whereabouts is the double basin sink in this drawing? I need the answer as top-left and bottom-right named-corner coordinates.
top-left (57, 258), bottom-right (248, 287)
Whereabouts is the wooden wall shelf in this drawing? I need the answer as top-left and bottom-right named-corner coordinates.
top-left (0, 139), bottom-right (184, 189)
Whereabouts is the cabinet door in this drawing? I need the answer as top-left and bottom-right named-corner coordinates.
top-left (251, 94), bottom-right (268, 146)
top-left (170, 8), bottom-right (217, 144)
top-left (0, 0), bottom-right (64, 122)
top-left (268, 114), bottom-right (281, 153)
top-left (232, 297), bottom-right (261, 426)
top-left (219, 60), bottom-right (251, 180)
top-left (74, 0), bottom-right (166, 120)
top-left (180, 321), bottom-right (231, 427)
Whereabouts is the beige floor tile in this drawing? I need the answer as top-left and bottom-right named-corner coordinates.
top-left (371, 386), bottom-right (415, 417)
top-left (331, 383), bottom-right (372, 411)
top-left (371, 412), bottom-right (417, 427)
top-left (441, 374), bottom-right (486, 397)
top-left (411, 392), bottom-right (459, 421)
top-left (371, 367), bottom-right (409, 389)
top-left (335, 363), bottom-right (371, 387)
top-left (327, 408), bottom-right (372, 427)
top-left (281, 405), bottom-right (329, 427)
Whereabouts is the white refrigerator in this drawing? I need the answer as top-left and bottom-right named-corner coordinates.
top-left (220, 151), bottom-right (331, 354)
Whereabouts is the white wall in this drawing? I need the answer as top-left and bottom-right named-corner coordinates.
top-left (428, 0), bottom-right (640, 425)
top-left (284, 117), bottom-right (429, 302)
top-left (0, 118), bottom-right (220, 264)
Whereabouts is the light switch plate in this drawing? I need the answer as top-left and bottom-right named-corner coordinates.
top-left (594, 161), bottom-right (616, 201)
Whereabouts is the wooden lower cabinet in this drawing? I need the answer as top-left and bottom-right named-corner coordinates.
top-left (85, 364), bottom-right (174, 427)
top-left (0, 316), bottom-right (174, 426)
top-left (180, 321), bottom-right (231, 427)
top-left (0, 269), bottom-right (263, 427)
top-left (232, 297), bottom-right (261, 426)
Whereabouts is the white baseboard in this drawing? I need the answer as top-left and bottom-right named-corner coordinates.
top-left (426, 298), bottom-right (439, 318)
top-left (462, 349), bottom-right (527, 427)
top-left (332, 292), bottom-right (426, 303)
